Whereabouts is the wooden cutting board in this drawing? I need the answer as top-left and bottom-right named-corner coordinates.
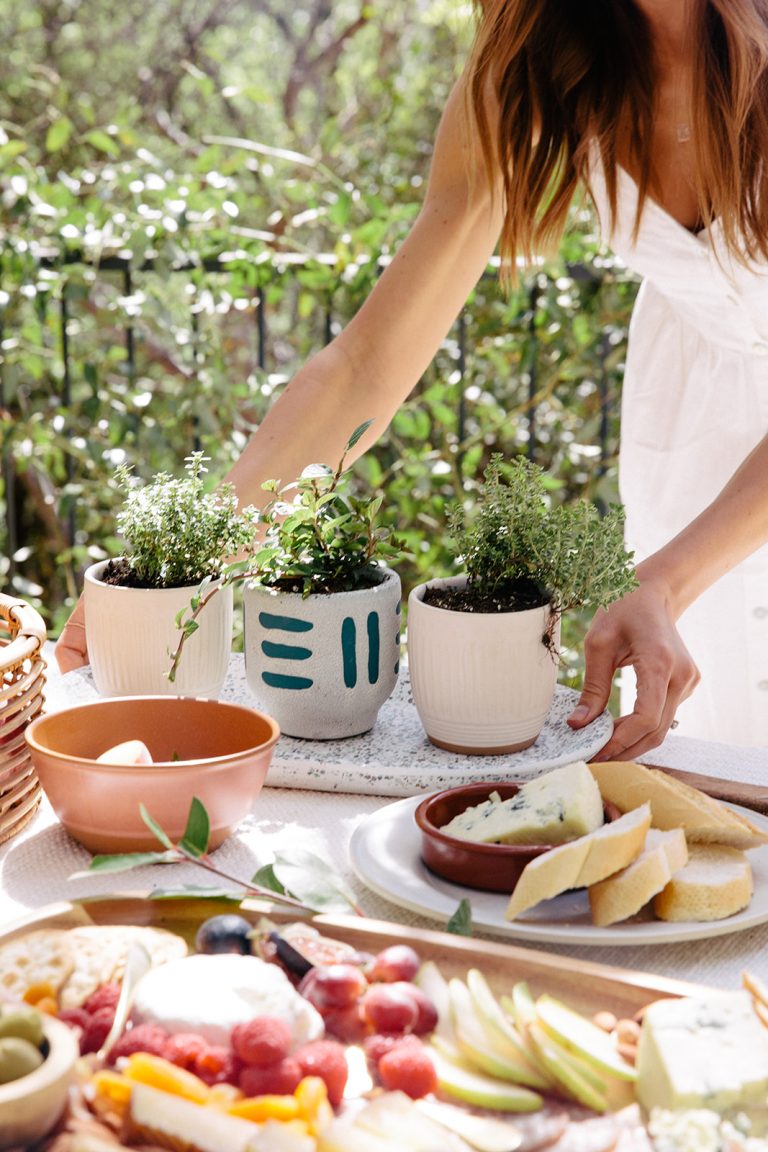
top-left (644, 762), bottom-right (768, 815)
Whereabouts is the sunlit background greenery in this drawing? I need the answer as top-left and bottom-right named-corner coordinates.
top-left (0, 0), bottom-right (639, 684)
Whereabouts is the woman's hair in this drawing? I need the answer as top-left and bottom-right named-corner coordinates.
top-left (468, 0), bottom-right (768, 273)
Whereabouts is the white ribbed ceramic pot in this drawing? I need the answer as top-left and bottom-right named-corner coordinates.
top-left (83, 560), bottom-right (233, 698)
top-left (407, 575), bottom-right (560, 755)
top-left (243, 567), bottom-right (401, 739)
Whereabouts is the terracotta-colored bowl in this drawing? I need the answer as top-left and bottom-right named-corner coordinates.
top-left (0, 1013), bottom-right (79, 1150)
top-left (25, 696), bottom-right (280, 853)
top-left (415, 782), bottom-right (617, 893)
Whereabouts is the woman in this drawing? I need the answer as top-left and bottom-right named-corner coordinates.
top-left (57, 0), bottom-right (768, 755)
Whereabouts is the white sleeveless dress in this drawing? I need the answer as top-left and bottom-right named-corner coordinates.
top-left (590, 164), bottom-right (768, 746)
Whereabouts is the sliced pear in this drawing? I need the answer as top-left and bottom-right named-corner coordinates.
top-left (415, 959), bottom-right (454, 1042)
top-left (416, 1098), bottom-right (523, 1151)
top-left (316, 1118), bottom-right (403, 1152)
top-left (535, 994), bottom-right (637, 1082)
top-left (428, 1043), bottom-right (543, 1113)
top-left (449, 978), bottom-right (549, 1089)
top-left (464, 970), bottom-right (551, 1090)
top-left (353, 1092), bottom-right (471, 1151)
top-left (500, 984), bottom-right (556, 1085)
top-left (527, 1021), bottom-right (609, 1113)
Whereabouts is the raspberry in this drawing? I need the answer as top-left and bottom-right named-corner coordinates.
top-left (378, 1042), bottom-right (437, 1099)
top-left (163, 1031), bottom-right (210, 1070)
top-left (80, 1007), bottom-right (116, 1055)
top-left (362, 1031), bottom-right (421, 1066)
top-left (238, 1056), bottom-right (303, 1097)
top-left (109, 1022), bottom-right (170, 1063)
top-left (193, 1044), bottom-right (239, 1086)
top-left (231, 1016), bottom-right (292, 1067)
top-left (84, 982), bottom-right (122, 1015)
top-left (56, 1007), bottom-right (90, 1034)
top-left (293, 1039), bottom-right (348, 1107)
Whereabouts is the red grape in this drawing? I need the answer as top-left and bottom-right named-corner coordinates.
top-left (391, 982), bottom-right (439, 1035)
top-left (298, 963), bottom-right (369, 1013)
top-left (360, 984), bottom-right (419, 1034)
top-left (367, 944), bottom-right (421, 984)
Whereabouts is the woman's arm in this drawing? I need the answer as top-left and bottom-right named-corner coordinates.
top-left (569, 432), bottom-right (768, 758)
top-left (55, 75), bottom-right (504, 672)
top-left (225, 77), bottom-right (504, 505)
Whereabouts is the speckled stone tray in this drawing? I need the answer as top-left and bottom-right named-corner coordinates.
top-left (43, 654), bottom-right (613, 797)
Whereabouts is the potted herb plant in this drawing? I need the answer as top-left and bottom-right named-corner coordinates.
top-left (232, 423), bottom-right (402, 739)
top-left (84, 453), bottom-right (257, 698)
top-left (170, 423), bottom-right (403, 738)
top-left (407, 455), bottom-right (637, 755)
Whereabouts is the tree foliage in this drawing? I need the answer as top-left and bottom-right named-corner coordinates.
top-left (0, 0), bottom-right (638, 686)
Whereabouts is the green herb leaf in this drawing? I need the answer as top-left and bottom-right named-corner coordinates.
top-left (140, 804), bottom-right (175, 850)
top-left (178, 797), bottom-right (210, 857)
top-left (251, 863), bottom-right (288, 895)
top-left (446, 898), bottom-right (473, 936)
top-left (148, 886), bottom-right (244, 901)
top-left (268, 849), bottom-right (358, 914)
top-left (74, 849), bottom-right (178, 877)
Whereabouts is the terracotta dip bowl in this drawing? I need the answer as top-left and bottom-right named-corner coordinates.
top-left (415, 781), bottom-right (617, 894)
top-left (25, 696), bottom-right (280, 854)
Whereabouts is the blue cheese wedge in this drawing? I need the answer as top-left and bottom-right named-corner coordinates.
top-left (440, 761), bottom-right (604, 846)
top-left (636, 992), bottom-right (768, 1113)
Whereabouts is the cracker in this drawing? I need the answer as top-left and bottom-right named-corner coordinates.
top-left (0, 928), bottom-right (75, 1000)
top-left (59, 925), bottom-right (188, 1008)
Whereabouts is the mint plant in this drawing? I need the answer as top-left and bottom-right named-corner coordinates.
top-left (109, 453), bottom-right (257, 589)
top-left (250, 420), bottom-right (402, 597)
top-left (435, 455), bottom-right (637, 635)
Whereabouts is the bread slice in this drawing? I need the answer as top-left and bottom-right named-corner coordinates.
top-left (588, 761), bottom-right (768, 851)
top-left (588, 828), bottom-right (688, 927)
top-left (505, 804), bottom-right (651, 920)
top-left (653, 843), bottom-right (754, 922)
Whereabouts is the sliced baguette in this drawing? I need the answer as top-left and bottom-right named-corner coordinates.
top-left (505, 804), bottom-right (651, 921)
top-left (588, 761), bottom-right (768, 850)
top-left (653, 843), bottom-right (753, 922)
top-left (588, 828), bottom-right (688, 927)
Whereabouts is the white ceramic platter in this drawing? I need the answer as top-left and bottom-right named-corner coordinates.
top-left (349, 795), bottom-right (768, 946)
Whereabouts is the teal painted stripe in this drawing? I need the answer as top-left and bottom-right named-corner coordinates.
top-left (259, 612), bottom-right (313, 632)
top-left (262, 671), bottom-right (314, 690)
top-left (367, 611), bottom-right (380, 685)
top-left (341, 617), bottom-right (357, 688)
top-left (261, 641), bottom-right (312, 661)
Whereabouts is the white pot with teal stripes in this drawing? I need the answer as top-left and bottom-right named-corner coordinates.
top-left (243, 566), bottom-right (401, 739)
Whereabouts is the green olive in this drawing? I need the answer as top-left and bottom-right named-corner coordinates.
top-left (0, 1036), bottom-right (45, 1084)
top-left (0, 1005), bottom-right (45, 1047)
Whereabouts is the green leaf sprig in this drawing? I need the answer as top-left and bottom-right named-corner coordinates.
top-left (72, 797), bottom-right (363, 917)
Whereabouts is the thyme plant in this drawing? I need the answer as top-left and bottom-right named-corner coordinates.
top-left (113, 453), bottom-right (257, 589)
top-left (447, 455), bottom-right (638, 621)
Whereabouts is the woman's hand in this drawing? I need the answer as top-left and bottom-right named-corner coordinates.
top-left (567, 576), bottom-right (700, 760)
top-left (54, 595), bottom-right (89, 673)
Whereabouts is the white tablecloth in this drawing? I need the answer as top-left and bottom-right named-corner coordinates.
top-left (2, 649), bottom-right (768, 992)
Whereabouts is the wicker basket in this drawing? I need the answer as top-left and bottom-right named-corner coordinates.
top-left (0, 594), bottom-right (47, 845)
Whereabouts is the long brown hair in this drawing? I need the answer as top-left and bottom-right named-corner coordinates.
top-left (468, 0), bottom-right (768, 273)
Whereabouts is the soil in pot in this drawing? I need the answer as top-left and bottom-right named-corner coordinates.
top-left (422, 577), bottom-right (548, 615)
